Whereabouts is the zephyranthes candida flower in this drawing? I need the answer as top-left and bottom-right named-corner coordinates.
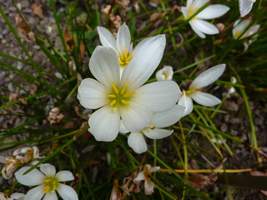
top-left (77, 38), bottom-right (180, 142)
top-left (181, 0), bottom-right (229, 38)
top-left (97, 23), bottom-right (140, 73)
top-left (233, 19), bottom-right (260, 40)
top-left (239, 0), bottom-right (256, 17)
top-left (178, 64), bottom-right (226, 116)
top-left (15, 163), bottom-right (78, 200)
top-left (127, 105), bottom-right (184, 154)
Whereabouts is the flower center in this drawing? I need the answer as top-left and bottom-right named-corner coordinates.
top-left (107, 83), bottom-right (134, 109)
top-left (185, 87), bottom-right (199, 96)
top-left (43, 176), bottom-right (59, 193)
top-left (233, 30), bottom-right (242, 39)
top-left (118, 50), bottom-right (132, 67)
top-left (162, 71), bottom-right (169, 80)
top-left (187, 6), bottom-right (198, 19)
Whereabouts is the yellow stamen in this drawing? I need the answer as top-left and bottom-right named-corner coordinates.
top-left (107, 83), bottom-right (134, 109)
top-left (119, 50), bottom-right (132, 67)
top-left (43, 176), bottom-right (59, 193)
top-left (112, 83), bottom-right (119, 94)
top-left (185, 87), bottom-right (200, 96)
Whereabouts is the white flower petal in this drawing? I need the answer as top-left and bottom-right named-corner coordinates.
top-left (40, 164), bottom-right (56, 177)
top-left (56, 171), bottom-right (74, 182)
top-left (89, 46), bottom-right (120, 87)
top-left (144, 180), bottom-right (155, 195)
top-left (121, 103), bottom-right (152, 132)
top-left (135, 81), bottom-right (180, 112)
top-left (43, 192), bottom-right (58, 200)
top-left (15, 166), bottom-right (44, 187)
top-left (233, 19), bottom-right (251, 39)
top-left (191, 19), bottom-right (219, 35)
top-left (133, 171), bottom-right (145, 183)
top-left (77, 78), bottom-right (106, 109)
top-left (152, 104), bottom-right (185, 128)
top-left (190, 64), bottom-right (226, 89)
top-left (57, 184), bottom-right (78, 200)
top-left (97, 26), bottom-right (116, 51)
top-left (178, 94), bottom-right (193, 116)
top-left (127, 132), bottom-right (148, 154)
top-left (197, 5), bottom-right (230, 19)
top-left (181, 7), bottom-right (188, 18)
top-left (243, 24), bottom-right (260, 39)
top-left (144, 128), bottom-right (173, 139)
top-left (119, 120), bottom-right (130, 134)
top-left (10, 193), bottom-right (25, 200)
top-left (24, 186), bottom-right (44, 200)
top-left (186, 0), bottom-right (194, 8)
top-left (121, 35), bottom-right (166, 89)
top-left (191, 91), bottom-right (221, 106)
top-left (116, 23), bottom-right (131, 53)
top-left (189, 21), bottom-right (206, 38)
top-left (239, 0), bottom-right (255, 17)
top-left (192, 0), bottom-right (209, 9)
top-left (89, 106), bottom-right (120, 142)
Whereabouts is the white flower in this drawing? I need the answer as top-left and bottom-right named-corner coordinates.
top-left (78, 39), bottom-right (180, 142)
top-left (127, 104), bottom-right (185, 154)
top-left (181, 0), bottom-right (229, 38)
top-left (0, 193), bottom-right (25, 200)
top-left (239, 0), bottom-right (256, 17)
top-left (15, 163), bottom-right (78, 200)
top-left (97, 23), bottom-right (133, 74)
top-left (233, 19), bottom-right (260, 40)
top-left (178, 64), bottom-right (225, 116)
top-left (133, 164), bottom-right (160, 195)
top-left (9, 193), bottom-right (25, 200)
top-left (156, 66), bottom-right (174, 81)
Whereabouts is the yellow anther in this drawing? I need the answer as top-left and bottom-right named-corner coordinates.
top-left (108, 94), bottom-right (116, 98)
top-left (112, 84), bottom-right (119, 94)
top-left (43, 177), bottom-right (59, 193)
top-left (121, 99), bottom-right (129, 105)
top-left (107, 83), bottom-right (134, 109)
top-left (110, 100), bottom-right (117, 107)
top-left (119, 50), bottom-right (132, 67)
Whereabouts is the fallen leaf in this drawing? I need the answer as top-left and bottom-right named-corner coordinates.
top-left (64, 28), bottom-right (74, 51)
top-left (31, 3), bottom-right (44, 18)
top-left (189, 174), bottom-right (217, 189)
top-left (79, 41), bottom-right (85, 60)
top-left (15, 14), bottom-right (35, 42)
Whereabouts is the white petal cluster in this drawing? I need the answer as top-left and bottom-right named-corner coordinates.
top-left (156, 66), bottom-right (174, 81)
top-left (233, 19), bottom-right (260, 40)
top-left (15, 163), bottom-right (78, 200)
top-left (181, 0), bottom-right (229, 38)
top-left (178, 64), bottom-right (226, 116)
top-left (97, 23), bottom-right (133, 74)
top-left (78, 24), bottom-right (181, 143)
top-left (127, 105), bottom-right (184, 154)
top-left (239, 0), bottom-right (256, 17)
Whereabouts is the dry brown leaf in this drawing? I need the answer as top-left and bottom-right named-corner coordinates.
top-left (115, 0), bottom-right (130, 8)
top-left (15, 14), bottom-right (35, 42)
top-left (31, 3), bottom-right (44, 18)
top-left (189, 174), bottom-right (217, 189)
top-left (64, 28), bottom-right (74, 51)
top-left (79, 41), bottom-right (85, 60)
top-left (101, 4), bottom-right (112, 15)
top-left (150, 12), bottom-right (164, 22)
